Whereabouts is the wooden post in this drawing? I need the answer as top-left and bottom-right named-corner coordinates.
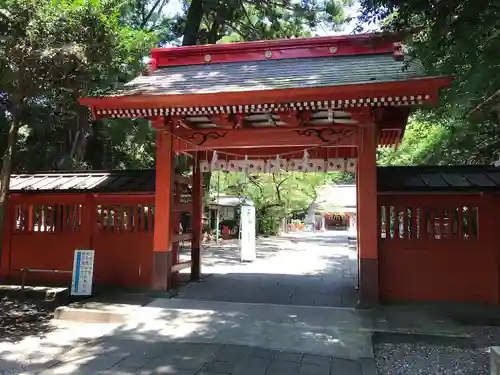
top-left (357, 125), bottom-right (379, 307)
top-left (27, 205), bottom-right (34, 232)
top-left (191, 152), bottom-right (202, 281)
top-left (0, 199), bottom-right (12, 278)
top-left (171, 177), bottom-right (181, 287)
top-left (152, 128), bottom-right (174, 290)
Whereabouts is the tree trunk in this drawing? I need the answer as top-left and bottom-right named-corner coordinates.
top-left (182, 0), bottom-right (213, 200)
top-left (0, 108), bottom-right (21, 257)
top-left (182, 0), bottom-right (204, 46)
top-left (57, 108), bottom-right (90, 169)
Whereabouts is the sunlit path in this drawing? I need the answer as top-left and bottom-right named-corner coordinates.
top-left (178, 231), bottom-right (359, 307)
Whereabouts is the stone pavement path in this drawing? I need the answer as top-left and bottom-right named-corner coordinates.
top-left (178, 231), bottom-right (358, 307)
top-left (0, 320), bottom-right (120, 374)
top-left (41, 342), bottom-right (362, 375)
top-left (5, 232), bottom-right (370, 375)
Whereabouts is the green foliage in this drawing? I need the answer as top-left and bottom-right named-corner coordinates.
top-left (358, 0), bottom-right (500, 165)
top-left (174, 0), bottom-right (354, 45)
top-left (378, 115), bottom-right (446, 166)
top-left (359, 0), bottom-right (500, 109)
top-left (0, 0), bottom-right (354, 174)
top-left (211, 170), bottom-right (353, 234)
top-left (0, 0), bottom-right (157, 172)
top-left (379, 112), bottom-right (500, 166)
top-left (0, 0), bottom-right (119, 98)
top-left (0, 0), bottom-right (158, 245)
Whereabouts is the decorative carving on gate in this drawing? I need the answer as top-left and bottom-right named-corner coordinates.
top-left (188, 131), bottom-right (227, 146)
top-left (294, 128), bottom-right (353, 143)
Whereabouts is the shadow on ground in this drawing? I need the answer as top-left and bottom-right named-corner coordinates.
top-left (176, 272), bottom-right (358, 307)
top-left (0, 299), bottom-right (369, 374)
top-left (0, 296), bottom-right (57, 344)
top-left (200, 241), bottom-right (286, 268)
top-left (177, 232), bottom-right (359, 308)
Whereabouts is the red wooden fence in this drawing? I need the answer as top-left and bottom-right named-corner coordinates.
top-left (92, 195), bottom-right (155, 287)
top-left (2, 194), bottom-right (156, 287)
top-left (378, 193), bottom-right (500, 304)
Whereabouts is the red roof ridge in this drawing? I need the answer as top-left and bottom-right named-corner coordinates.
top-left (149, 32), bottom-right (405, 69)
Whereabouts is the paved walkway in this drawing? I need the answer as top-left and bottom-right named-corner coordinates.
top-left (179, 231), bottom-right (358, 307)
top-left (35, 299), bottom-right (373, 374)
top-left (42, 343), bottom-right (364, 375)
top-left (2, 232), bottom-right (372, 375)
top-left (1, 232), bottom-right (492, 375)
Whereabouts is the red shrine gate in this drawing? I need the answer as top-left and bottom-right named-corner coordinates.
top-left (79, 33), bottom-right (451, 305)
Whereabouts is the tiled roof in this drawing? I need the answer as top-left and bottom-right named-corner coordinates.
top-left (208, 195), bottom-right (254, 207)
top-left (119, 54), bottom-right (425, 97)
top-left (377, 165), bottom-right (500, 192)
top-left (9, 170), bottom-right (155, 193)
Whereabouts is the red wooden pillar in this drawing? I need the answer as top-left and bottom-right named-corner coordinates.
top-left (357, 125), bottom-right (379, 307)
top-left (27, 205), bottom-right (34, 232)
top-left (171, 178), bottom-right (181, 287)
top-left (152, 129), bottom-right (174, 290)
top-left (478, 192), bottom-right (500, 305)
top-left (0, 199), bottom-right (12, 278)
top-left (191, 153), bottom-right (202, 281)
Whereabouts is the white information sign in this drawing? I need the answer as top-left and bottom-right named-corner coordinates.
top-left (240, 205), bottom-right (256, 262)
top-left (71, 249), bottom-right (95, 296)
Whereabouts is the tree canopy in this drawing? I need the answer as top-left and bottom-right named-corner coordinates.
top-left (0, 0), bottom-right (354, 174)
top-left (211, 171), bottom-right (354, 234)
top-left (359, 0), bottom-right (500, 166)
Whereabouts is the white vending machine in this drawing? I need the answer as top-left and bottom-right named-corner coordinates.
top-left (240, 205), bottom-right (256, 262)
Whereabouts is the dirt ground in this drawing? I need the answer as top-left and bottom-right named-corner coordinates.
top-left (0, 296), bottom-right (57, 343)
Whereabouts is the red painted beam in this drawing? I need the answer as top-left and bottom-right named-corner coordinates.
top-left (194, 147), bottom-right (359, 160)
top-left (150, 33), bottom-right (404, 67)
top-left (172, 125), bottom-right (360, 150)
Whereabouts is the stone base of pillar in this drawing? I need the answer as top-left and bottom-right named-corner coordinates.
top-left (357, 257), bottom-right (379, 309)
top-left (152, 251), bottom-right (172, 290)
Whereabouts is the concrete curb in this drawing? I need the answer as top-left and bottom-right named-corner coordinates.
top-left (54, 306), bottom-right (128, 323)
top-left (54, 292), bottom-right (155, 323)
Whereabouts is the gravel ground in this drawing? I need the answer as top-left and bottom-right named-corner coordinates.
top-left (0, 296), bottom-right (55, 343)
top-left (374, 326), bottom-right (500, 375)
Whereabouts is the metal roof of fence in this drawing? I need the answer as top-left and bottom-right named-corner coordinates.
top-left (9, 170), bottom-right (156, 194)
top-left (377, 165), bottom-right (500, 192)
top-left (6, 165), bottom-right (500, 194)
